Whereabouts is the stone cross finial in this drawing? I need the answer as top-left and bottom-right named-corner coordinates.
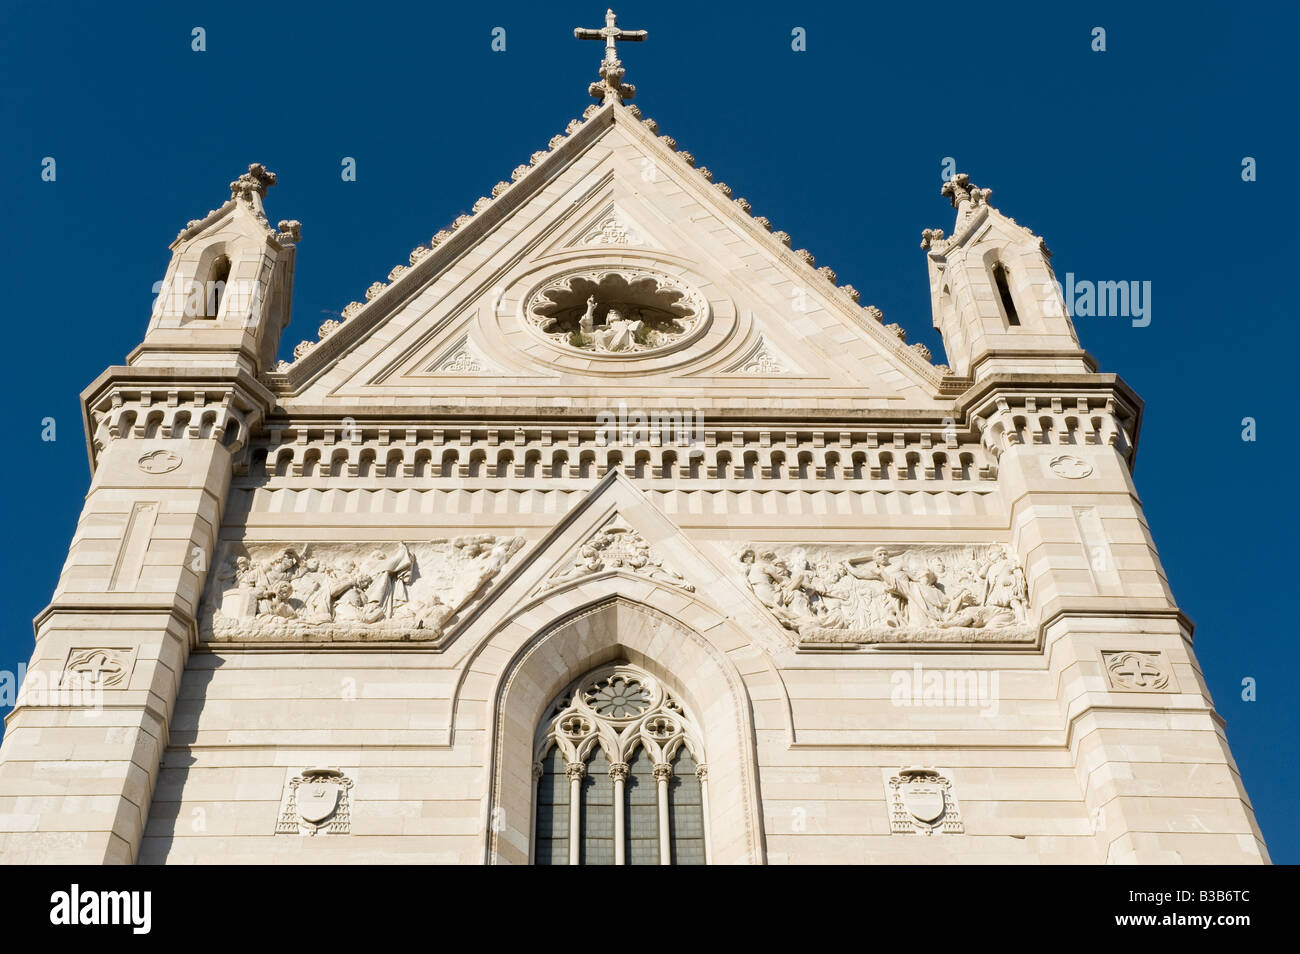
top-left (230, 163), bottom-right (278, 202)
top-left (575, 9), bottom-right (647, 104)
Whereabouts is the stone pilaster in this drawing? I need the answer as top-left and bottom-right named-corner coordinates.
top-left (980, 383), bottom-right (1268, 863)
top-left (0, 435), bottom-right (233, 863)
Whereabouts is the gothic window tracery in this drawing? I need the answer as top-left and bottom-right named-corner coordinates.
top-left (533, 664), bottom-right (708, 865)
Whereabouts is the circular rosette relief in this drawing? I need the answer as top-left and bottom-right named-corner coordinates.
top-left (525, 267), bottom-right (709, 357)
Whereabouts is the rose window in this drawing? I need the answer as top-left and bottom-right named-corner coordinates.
top-left (526, 268), bottom-right (706, 355)
top-left (584, 675), bottom-right (652, 718)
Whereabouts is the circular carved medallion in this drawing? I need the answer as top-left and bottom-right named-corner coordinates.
top-left (1048, 455), bottom-right (1092, 479)
top-left (524, 266), bottom-right (708, 357)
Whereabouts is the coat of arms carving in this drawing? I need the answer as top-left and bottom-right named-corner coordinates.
top-left (887, 767), bottom-right (964, 835)
top-left (276, 768), bottom-right (354, 835)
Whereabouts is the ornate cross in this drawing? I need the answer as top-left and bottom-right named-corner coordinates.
top-left (575, 8), bottom-right (647, 59)
top-left (70, 651), bottom-right (124, 687)
top-left (1112, 654), bottom-right (1165, 689)
top-left (574, 9), bottom-right (647, 105)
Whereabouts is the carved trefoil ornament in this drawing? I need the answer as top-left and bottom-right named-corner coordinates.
top-left (534, 519), bottom-right (693, 596)
top-left (887, 768), bottom-right (964, 835)
top-left (738, 543), bottom-right (1031, 646)
top-left (203, 536), bottom-right (524, 643)
top-left (276, 768), bottom-right (354, 835)
top-left (1102, 650), bottom-right (1175, 692)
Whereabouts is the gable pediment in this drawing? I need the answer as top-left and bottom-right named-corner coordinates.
top-left (272, 103), bottom-right (946, 411)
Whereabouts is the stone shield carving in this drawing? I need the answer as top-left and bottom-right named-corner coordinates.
top-left (203, 536), bottom-right (524, 643)
top-left (277, 768), bottom-right (354, 835)
top-left (737, 543), bottom-right (1032, 646)
top-left (888, 768), bottom-right (964, 835)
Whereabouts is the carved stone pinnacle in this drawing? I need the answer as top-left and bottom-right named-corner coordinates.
top-left (230, 163), bottom-right (277, 202)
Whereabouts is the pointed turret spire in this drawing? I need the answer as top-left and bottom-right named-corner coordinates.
top-left (574, 9), bottom-right (647, 104)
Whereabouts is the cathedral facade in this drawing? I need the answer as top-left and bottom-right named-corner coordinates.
top-left (0, 15), bottom-right (1268, 864)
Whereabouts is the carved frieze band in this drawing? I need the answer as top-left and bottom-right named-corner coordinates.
top-left (203, 536), bottom-right (523, 643)
top-left (87, 384), bottom-right (263, 461)
top-left (973, 394), bottom-right (1137, 463)
top-left (738, 542), bottom-right (1031, 647)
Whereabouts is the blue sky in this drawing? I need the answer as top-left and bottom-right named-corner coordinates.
top-left (2, 0), bottom-right (1296, 861)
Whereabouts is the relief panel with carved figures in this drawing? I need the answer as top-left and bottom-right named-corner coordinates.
top-left (202, 536), bottom-right (523, 643)
top-left (736, 542), bottom-right (1032, 647)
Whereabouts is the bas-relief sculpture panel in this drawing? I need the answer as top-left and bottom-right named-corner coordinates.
top-left (736, 543), bottom-right (1033, 645)
top-left (525, 268), bottom-right (706, 355)
top-left (203, 536), bottom-right (523, 642)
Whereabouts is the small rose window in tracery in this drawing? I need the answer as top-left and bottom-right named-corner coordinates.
top-left (583, 674), bottom-right (651, 718)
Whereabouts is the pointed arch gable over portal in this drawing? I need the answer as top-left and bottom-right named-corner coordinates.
top-left (476, 593), bottom-right (766, 865)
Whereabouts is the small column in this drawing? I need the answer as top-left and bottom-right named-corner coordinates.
top-left (697, 764), bottom-right (711, 866)
top-left (654, 762), bottom-right (673, 865)
top-left (565, 762), bottom-right (586, 866)
top-left (610, 761), bottom-right (629, 865)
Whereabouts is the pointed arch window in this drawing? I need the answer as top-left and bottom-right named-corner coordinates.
top-left (990, 261), bottom-right (1021, 326)
top-left (206, 254), bottom-right (231, 318)
top-left (533, 664), bottom-right (709, 865)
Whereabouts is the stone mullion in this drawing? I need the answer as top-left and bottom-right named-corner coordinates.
top-left (697, 764), bottom-right (711, 865)
top-left (653, 762), bottom-right (672, 865)
top-left (610, 761), bottom-right (629, 865)
top-left (565, 761), bottom-right (585, 865)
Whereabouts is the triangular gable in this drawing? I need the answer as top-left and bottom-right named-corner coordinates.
top-left (274, 103), bottom-right (946, 409)
top-left (440, 469), bottom-right (792, 658)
